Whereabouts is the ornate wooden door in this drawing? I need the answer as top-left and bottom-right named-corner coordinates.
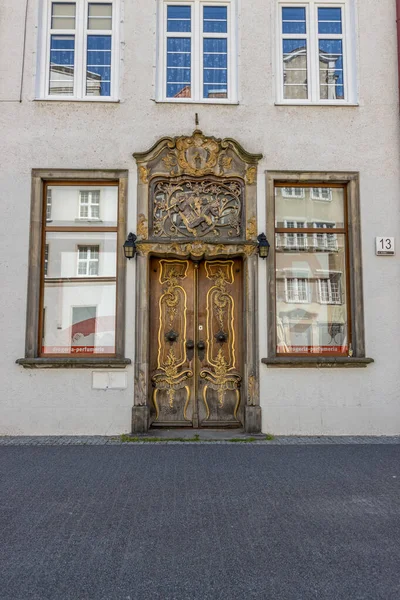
top-left (149, 257), bottom-right (243, 427)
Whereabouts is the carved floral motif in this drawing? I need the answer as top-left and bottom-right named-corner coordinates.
top-left (137, 213), bottom-right (148, 239)
top-left (139, 166), bottom-right (150, 184)
top-left (246, 216), bottom-right (257, 240)
top-left (245, 166), bottom-right (257, 185)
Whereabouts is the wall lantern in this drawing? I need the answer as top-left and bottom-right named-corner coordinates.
top-left (123, 233), bottom-right (137, 259)
top-left (257, 233), bottom-right (270, 259)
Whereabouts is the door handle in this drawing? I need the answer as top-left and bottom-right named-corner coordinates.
top-left (165, 329), bottom-right (178, 343)
top-left (186, 339), bottom-right (195, 361)
top-left (215, 330), bottom-right (228, 344)
top-left (197, 340), bottom-right (206, 361)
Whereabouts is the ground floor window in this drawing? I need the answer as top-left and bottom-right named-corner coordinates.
top-left (23, 171), bottom-right (127, 361)
top-left (266, 173), bottom-right (366, 360)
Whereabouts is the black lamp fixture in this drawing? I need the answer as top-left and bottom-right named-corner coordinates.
top-left (257, 233), bottom-right (270, 259)
top-left (123, 232), bottom-right (137, 259)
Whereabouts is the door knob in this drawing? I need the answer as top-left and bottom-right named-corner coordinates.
top-left (186, 340), bottom-right (194, 350)
top-left (165, 330), bottom-right (178, 343)
top-left (215, 330), bottom-right (228, 344)
top-left (197, 340), bottom-right (206, 351)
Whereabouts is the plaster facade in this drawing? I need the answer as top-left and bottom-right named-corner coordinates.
top-left (0, 0), bottom-right (399, 435)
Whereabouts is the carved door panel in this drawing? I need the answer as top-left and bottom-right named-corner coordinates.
top-left (149, 257), bottom-right (243, 428)
top-left (149, 258), bottom-right (195, 426)
top-left (197, 259), bottom-right (243, 427)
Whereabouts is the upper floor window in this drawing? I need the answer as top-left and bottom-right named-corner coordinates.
top-left (79, 190), bottom-right (101, 219)
top-left (282, 187), bottom-right (305, 199)
top-left (157, 0), bottom-right (237, 103)
top-left (278, 2), bottom-right (355, 104)
top-left (77, 245), bottom-right (100, 275)
top-left (311, 187), bottom-right (332, 201)
top-left (38, 1), bottom-right (119, 100)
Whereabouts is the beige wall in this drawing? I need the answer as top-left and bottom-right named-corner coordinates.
top-left (0, 0), bottom-right (399, 434)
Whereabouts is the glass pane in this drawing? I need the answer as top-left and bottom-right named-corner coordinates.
top-left (283, 39), bottom-right (307, 100)
top-left (318, 7), bottom-right (342, 34)
top-left (203, 6), bottom-right (227, 33)
top-left (167, 38), bottom-right (191, 98)
top-left (203, 38), bottom-right (227, 98)
top-left (275, 237), bottom-right (348, 355)
top-left (42, 231), bottom-right (117, 355)
top-left (46, 185), bottom-right (117, 227)
top-left (49, 35), bottom-right (75, 95)
top-left (88, 3), bottom-right (112, 29)
top-left (51, 2), bottom-right (76, 29)
top-left (86, 35), bottom-right (112, 96)
top-left (167, 5), bottom-right (191, 32)
top-left (275, 186), bottom-right (344, 228)
top-left (319, 39), bottom-right (344, 100)
top-left (282, 7), bottom-right (306, 34)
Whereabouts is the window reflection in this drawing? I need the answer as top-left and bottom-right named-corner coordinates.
top-left (42, 232), bottom-right (117, 355)
top-left (275, 185), bottom-right (348, 355)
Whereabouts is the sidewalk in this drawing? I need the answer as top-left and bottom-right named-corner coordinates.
top-left (1, 431), bottom-right (399, 445)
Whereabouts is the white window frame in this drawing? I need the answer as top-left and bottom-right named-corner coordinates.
top-left (281, 186), bottom-right (305, 198)
top-left (284, 277), bottom-right (310, 303)
top-left (46, 188), bottom-right (52, 221)
top-left (44, 244), bottom-right (49, 276)
top-left (38, 0), bottom-right (120, 101)
top-left (311, 187), bottom-right (332, 201)
top-left (78, 189), bottom-right (101, 220)
top-left (317, 273), bottom-right (342, 304)
top-left (276, 1), bottom-right (356, 105)
top-left (156, 0), bottom-right (238, 103)
top-left (283, 219), bottom-right (308, 249)
top-left (77, 245), bottom-right (100, 276)
top-left (312, 220), bottom-right (338, 250)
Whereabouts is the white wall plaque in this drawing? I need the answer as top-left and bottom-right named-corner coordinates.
top-left (92, 371), bottom-right (128, 390)
top-left (375, 237), bottom-right (395, 256)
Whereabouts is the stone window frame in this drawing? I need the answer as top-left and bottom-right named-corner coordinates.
top-left (263, 171), bottom-right (373, 368)
top-left (16, 169), bottom-right (130, 369)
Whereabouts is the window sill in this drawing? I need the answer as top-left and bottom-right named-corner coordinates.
top-left (34, 98), bottom-right (120, 104)
top-left (275, 102), bottom-right (359, 107)
top-left (153, 98), bottom-right (239, 106)
top-left (16, 357), bottom-right (131, 369)
top-left (261, 357), bottom-right (374, 369)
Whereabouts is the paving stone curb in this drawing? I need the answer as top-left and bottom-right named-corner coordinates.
top-left (0, 436), bottom-right (400, 446)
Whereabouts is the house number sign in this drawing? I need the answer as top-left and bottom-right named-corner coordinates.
top-left (375, 237), bottom-right (395, 256)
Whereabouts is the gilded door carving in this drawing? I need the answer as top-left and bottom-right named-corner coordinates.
top-left (149, 257), bottom-right (243, 427)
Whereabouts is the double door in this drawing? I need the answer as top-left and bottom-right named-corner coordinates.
top-left (149, 257), bottom-right (243, 427)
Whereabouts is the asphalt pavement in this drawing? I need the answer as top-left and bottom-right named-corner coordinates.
top-left (0, 443), bottom-right (399, 599)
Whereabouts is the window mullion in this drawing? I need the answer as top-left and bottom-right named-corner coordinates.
top-left (195, 1), bottom-right (201, 101)
top-left (308, 3), bottom-right (317, 102)
top-left (75, 1), bottom-right (85, 99)
top-left (44, 1), bottom-right (52, 98)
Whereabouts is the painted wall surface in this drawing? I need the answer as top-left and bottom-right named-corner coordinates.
top-left (0, 0), bottom-right (399, 435)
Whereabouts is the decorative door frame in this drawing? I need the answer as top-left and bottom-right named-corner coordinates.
top-left (131, 130), bottom-right (263, 433)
